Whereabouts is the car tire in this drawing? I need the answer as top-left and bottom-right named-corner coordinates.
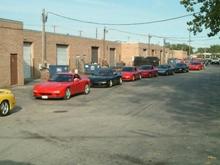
top-left (108, 80), bottom-right (113, 87)
top-left (0, 101), bottom-right (10, 116)
top-left (139, 74), bottom-right (142, 80)
top-left (132, 75), bottom-right (135, 81)
top-left (64, 88), bottom-right (71, 100)
top-left (119, 78), bottom-right (123, 85)
top-left (84, 84), bottom-right (90, 95)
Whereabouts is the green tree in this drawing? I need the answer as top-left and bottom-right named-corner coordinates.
top-left (165, 43), bottom-right (193, 55)
top-left (180, 0), bottom-right (220, 37)
top-left (209, 45), bottom-right (220, 53)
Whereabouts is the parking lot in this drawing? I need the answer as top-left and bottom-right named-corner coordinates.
top-left (0, 65), bottom-right (220, 165)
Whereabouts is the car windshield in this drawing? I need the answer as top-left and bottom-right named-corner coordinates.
top-left (176, 63), bottom-right (185, 67)
top-left (49, 74), bottom-right (73, 82)
top-left (158, 65), bottom-right (168, 69)
top-left (139, 65), bottom-right (152, 70)
top-left (191, 63), bottom-right (200, 65)
top-left (93, 69), bottom-right (113, 76)
top-left (122, 67), bottom-right (134, 72)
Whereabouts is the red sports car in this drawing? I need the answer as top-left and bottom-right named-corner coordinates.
top-left (33, 73), bottom-right (90, 99)
top-left (188, 62), bottom-right (204, 71)
top-left (121, 67), bottom-right (141, 81)
top-left (138, 65), bottom-right (158, 78)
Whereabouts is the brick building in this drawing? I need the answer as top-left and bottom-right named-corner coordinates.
top-left (0, 18), bottom-right (187, 87)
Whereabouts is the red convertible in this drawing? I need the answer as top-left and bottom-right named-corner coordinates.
top-left (138, 65), bottom-right (158, 78)
top-left (121, 66), bottom-right (141, 81)
top-left (33, 73), bottom-right (90, 99)
top-left (188, 62), bottom-right (204, 71)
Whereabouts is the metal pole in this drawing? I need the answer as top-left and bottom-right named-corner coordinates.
top-left (42, 9), bottom-right (47, 67)
top-left (103, 27), bottom-right (106, 64)
top-left (188, 30), bottom-right (191, 56)
top-left (79, 30), bottom-right (83, 37)
top-left (163, 38), bottom-right (166, 64)
top-left (148, 35), bottom-right (151, 56)
top-left (96, 28), bottom-right (98, 39)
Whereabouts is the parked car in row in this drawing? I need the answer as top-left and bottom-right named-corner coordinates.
top-left (211, 58), bottom-right (220, 64)
top-left (157, 64), bottom-right (175, 75)
top-left (0, 89), bottom-right (16, 116)
top-left (138, 65), bottom-right (158, 78)
top-left (188, 62), bottom-right (204, 71)
top-left (174, 63), bottom-right (189, 73)
top-left (121, 67), bottom-right (141, 81)
top-left (33, 73), bottom-right (90, 100)
top-left (89, 68), bottom-right (122, 87)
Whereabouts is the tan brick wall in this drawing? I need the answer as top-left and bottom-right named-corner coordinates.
top-left (0, 19), bottom-right (24, 87)
top-left (0, 18), bottom-right (188, 86)
top-left (23, 30), bottom-right (121, 77)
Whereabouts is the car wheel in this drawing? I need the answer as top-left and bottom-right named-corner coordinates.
top-left (64, 88), bottom-right (71, 100)
top-left (84, 84), bottom-right (90, 95)
top-left (0, 101), bottom-right (10, 116)
top-left (108, 80), bottom-right (113, 87)
top-left (119, 78), bottom-right (123, 85)
top-left (132, 75), bottom-right (135, 81)
top-left (139, 74), bottom-right (142, 79)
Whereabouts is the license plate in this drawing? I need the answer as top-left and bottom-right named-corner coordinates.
top-left (42, 96), bottom-right (48, 99)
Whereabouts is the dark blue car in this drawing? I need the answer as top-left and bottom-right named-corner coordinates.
top-left (158, 64), bottom-right (175, 76)
top-left (89, 68), bottom-right (122, 87)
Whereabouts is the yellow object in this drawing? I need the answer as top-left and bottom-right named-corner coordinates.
top-left (0, 89), bottom-right (16, 116)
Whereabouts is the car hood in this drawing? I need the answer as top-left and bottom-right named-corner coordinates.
top-left (122, 72), bottom-right (134, 76)
top-left (158, 68), bottom-right (168, 71)
top-left (0, 89), bottom-right (12, 95)
top-left (89, 76), bottom-right (112, 82)
top-left (34, 82), bottom-right (70, 91)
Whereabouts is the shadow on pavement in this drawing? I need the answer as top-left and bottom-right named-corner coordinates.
top-left (0, 160), bottom-right (34, 165)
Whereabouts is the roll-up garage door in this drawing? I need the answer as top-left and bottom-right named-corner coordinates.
top-left (23, 42), bottom-right (32, 79)
top-left (57, 45), bottom-right (68, 65)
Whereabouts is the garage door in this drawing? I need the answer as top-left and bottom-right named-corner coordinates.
top-left (109, 48), bottom-right (116, 66)
top-left (23, 42), bottom-right (32, 79)
top-left (57, 45), bottom-right (68, 65)
top-left (91, 47), bottom-right (99, 64)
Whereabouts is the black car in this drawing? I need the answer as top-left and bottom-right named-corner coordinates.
top-left (89, 68), bottom-right (122, 87)
top-left (174, 63), bottom-right (189, 73)
top-left (157, 64), bottom-right (175, 75)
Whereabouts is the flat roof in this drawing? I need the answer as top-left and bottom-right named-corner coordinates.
top-left (0, 18), bottom-right (23, 24)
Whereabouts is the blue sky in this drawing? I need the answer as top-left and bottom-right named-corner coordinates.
top-left (0, 0), bottom-right (219, 48)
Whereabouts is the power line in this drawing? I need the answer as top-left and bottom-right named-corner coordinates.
top-left (47, 11), bottom-right (198, 26)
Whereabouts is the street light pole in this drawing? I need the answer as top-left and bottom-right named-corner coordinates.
top-left (188, 29), bottom-right (191, 56)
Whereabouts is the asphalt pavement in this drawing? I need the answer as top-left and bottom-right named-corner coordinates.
top-left (0, 65), bottom-right (220, 165)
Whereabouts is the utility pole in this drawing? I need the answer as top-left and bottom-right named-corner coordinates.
top-left (52, 25), bottom-right (57, 33)
top-left (42, 9), bottom-right (47, 67)
top-left (188, 30), bottom-right (191, 56)
top-left (79, 30), bottom-right (83, 37)
top-left (103, 27), bottom-right (107, 65)
top-left (148, 34), bottom-right (152, 56)
top-left (163, 38), bottom-right (166, 64)
top-left (96, 28), bottom-right (98, 39)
